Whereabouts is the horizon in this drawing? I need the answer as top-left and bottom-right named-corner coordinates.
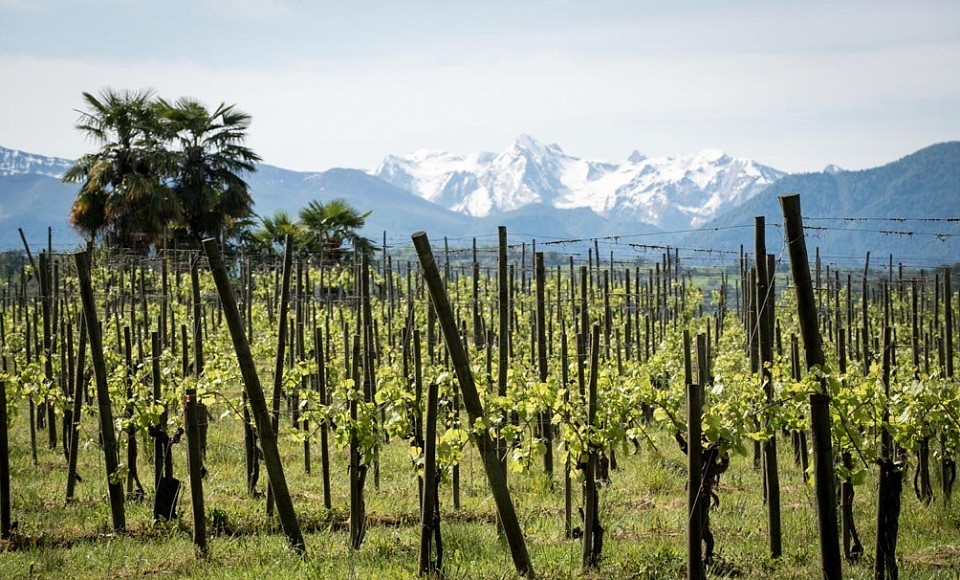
top-left (2, 1), bottom-right (958, 174)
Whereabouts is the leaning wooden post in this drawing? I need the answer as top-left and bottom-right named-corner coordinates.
top-left (184, 388), bottom-right (208, 556)
top-left (412, 231), bottom-right (533, 577)
top-left (779, 194), bottom-right (841, 580)
top-left (74, 250), bottom-right (126, 532)
top-left (201, 238), bottom-right (306, 555)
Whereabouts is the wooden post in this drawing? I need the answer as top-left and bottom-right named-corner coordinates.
top-left (201, 238), bottom-right (305, 554)
top-left (412, 231), bottom-right (533, 577)
top-left (66, 319), bottom-right (87, 502)
top-left (945, 270), bottom-right (956, 502)
top-left (184, 388), bottom-right (208, 556)
top-left (561, 330), bottom-right (572, 538)
top-left (875, 326), bottom-right (899, 579)
top-left (837, 329), bottom-right (863, 561)
top-left (349, 336), bottom-right (365, 549)
top-left (687, 381), bottom-right (704, 580)
top-left (0, 378), bottom-right (10, 539)
top-left (413, 328), bottom-right (425, 510)
top-left (267, 235), bottom-right (293, 517)
top-left (150, 331), bottom-right (167, 489)
top-left (39, 252), bottom-right (59, 452)
top-left (74, 250), bottom-right (126, 531)
top-left (535, 252), bottom-right (553, 477)
top-left (315, 327), bottom-right (332, 509)
top-left (190, 258), bottom-right (208, 465)
top-left (296, 263), bottom-right (310, 475)
top-left (582, 325), bottom-right (602, 571)
top-left (946, 269), bottom-right (954, 379)
top-left (419, 363), bottom-right (440, 575)
top-left (756, 217), bottom-right (782, 558)
top-left (779, 194), bottom-right (841, 579)
top-left (124, 327), bottom-right (144, 499)
top-left (497, 226), bottom-right (509, 476)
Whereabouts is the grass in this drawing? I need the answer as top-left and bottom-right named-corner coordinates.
top-left (3, 406), bottom-right (960, 579)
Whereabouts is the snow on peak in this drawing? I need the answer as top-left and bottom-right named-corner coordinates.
top-left (824, 164), bottom-right (844, 175)
top-left (0, 146), bottom-right (73, 178)
top-left (509, 134), bottom-right (565, 160)
top-left (695, 148), bottom-right (727, 162)
top-left (370, 138), bottom-right (785, 228)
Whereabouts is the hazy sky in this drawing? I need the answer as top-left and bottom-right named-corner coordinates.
top-left (1, 0), bottom-right (958, 173)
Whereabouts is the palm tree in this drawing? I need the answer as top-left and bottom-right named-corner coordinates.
top-left (158, 97), bottom-right (261, 243)
top-left (62, 88), bottom-right (176, 249)
top-left (251, 210), bottom-right (304, 254)
top-left (298, 198), bottom-right (373, 263)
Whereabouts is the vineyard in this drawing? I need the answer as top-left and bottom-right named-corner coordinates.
top-left (1, 196), bottom-right (960, 579)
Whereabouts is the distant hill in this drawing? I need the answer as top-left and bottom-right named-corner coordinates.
top-left (244, 164), bottom-right (473, 241)
top-left (685, 142), bottom-right (960, 266)
top-left (0, 172), bottom-right (78, 250)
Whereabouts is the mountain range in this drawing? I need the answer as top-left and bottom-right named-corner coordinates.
top-left (0, 138), bottom-right (958, 265)
top-left (373, 134), bottom-right (785, 231)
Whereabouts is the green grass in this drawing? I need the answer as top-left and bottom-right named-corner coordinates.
top-left (3, 407), bottom-right (960, 579)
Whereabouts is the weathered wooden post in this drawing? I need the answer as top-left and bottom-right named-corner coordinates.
top-left (412, 231), bottom-right (533, 577)
top-left (687, 380), bottom-right (703, 580)
top-left (756, 217), bottom-right (782, 558)
top-left (184, 388), bottom-right (208, 556)
top-left (201, 238), bottom-right (306, 554)
top-left (779, 194), bottom-right (841, 579)
top-left (75, 250), bottom-right (126, 532)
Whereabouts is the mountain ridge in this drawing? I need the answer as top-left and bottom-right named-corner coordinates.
top-left (1, 141), bottom-right (958, 265)
top-left (0, 146), bottom-right (73, 178)
top-left (684, 141), bottom-right (960, 263)
top-left (371, 134), bottom-right (786, 231)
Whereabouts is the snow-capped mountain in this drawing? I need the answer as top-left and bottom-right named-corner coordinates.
top-left (0, 146), bottom-right (73, 178)
top-left (372, 135), bottom-right (786, 231)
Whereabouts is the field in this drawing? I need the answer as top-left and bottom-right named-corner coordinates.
top-left (3, 419), bottom-right (960, 578)
top-left (0, 222), bottom-right (959, 579)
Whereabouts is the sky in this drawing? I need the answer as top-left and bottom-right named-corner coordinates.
top-left (1, 0), bottom-right (958, 174)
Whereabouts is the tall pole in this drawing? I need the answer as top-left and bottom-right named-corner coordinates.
top-left (779, 194), bottom-right (841, 579)
top-left (202, 239), bottom-right (306, 554)
top-left (74, 250), bottom-right (125, 532)
top-left (412, 231), bottom-right (533, 577)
